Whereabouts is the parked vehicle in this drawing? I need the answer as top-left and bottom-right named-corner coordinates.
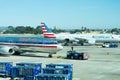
top-left (66, 47), bottom-right (89, 60)
top-left (102, 43), bottom-right (118, 48)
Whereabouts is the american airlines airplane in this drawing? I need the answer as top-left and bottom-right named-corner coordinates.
top-left (41, 22), bottom-right (79, 42)
top-left (0, 35), bottom-right (63, 57)
top-left (41, 22), bottom-right (120, 45)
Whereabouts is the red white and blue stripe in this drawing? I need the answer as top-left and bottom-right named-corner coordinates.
top-left (41, 22), bottom-right (56, 38)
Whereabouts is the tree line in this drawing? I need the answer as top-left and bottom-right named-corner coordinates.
top-left (3, 26), bottom-right (66, 34)
top-left (3, 26), bottom-right (42, 34)
top-left (3, 26), bottom-right (120, 34)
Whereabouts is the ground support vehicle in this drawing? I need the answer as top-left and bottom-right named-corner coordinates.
top-left (102, 43), bottom-right (118, 48)
top-left (66, 50), bottom-right (89, 60)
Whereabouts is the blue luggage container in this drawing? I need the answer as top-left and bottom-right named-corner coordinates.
top-left (35, 73), bottom-right (70, 80)
top-left (11, 66), bottom-right (39, 80)
top-left (42, 68), bottom-right (72, 80)
top-left (16, 62), bottom-right (42, 73)
top-left (0, 62), bottom-right (13, 77)
top-left (46, 63), bottom-right (73, 80)
top-left (46, 63), bottom-right (73, 69)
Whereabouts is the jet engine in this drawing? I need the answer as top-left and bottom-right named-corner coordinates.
top-left (88, 39), bottom-right (96, 45)
top-left (0, 46), bottom-right (15, 55)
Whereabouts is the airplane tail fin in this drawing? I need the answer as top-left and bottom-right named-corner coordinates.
top-left (41, 22), bottom-right (56, 38)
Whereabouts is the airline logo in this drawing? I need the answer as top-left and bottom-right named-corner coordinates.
top-left (41, 22), bottom-right (56, 38)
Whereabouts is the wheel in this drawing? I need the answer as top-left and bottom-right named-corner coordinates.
top-left (70, 56), bottom-right (74, 59)
top-left (79, 56), bottom-right (83, 60)
top-left (48, 54), bottom-right (52, 58)
top-left (13, 51), bottom-right (21, 55)
top-left (67, 55), bottom-right (70, 59)
top-left (73, 53), bottom-right (79, 59)
top-left (80, 43), bottom-right (84, 46)
top-left (2, 75), bottom-right (7, 78)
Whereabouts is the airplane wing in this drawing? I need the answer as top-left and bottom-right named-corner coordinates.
top-left (75, 37), bottom-right (96, 45)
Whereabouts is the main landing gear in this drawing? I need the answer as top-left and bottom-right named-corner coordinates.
top-left (48, 52), bottom-right (56, 58)
top-left (48, 54), bottom-right (52, 58)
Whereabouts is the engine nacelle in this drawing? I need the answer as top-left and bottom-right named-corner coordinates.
top-left (0, 46), bottom-right (15, 55)
top-left (88, 39), bottom-right (96, 45)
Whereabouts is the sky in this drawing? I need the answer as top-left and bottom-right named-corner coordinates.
top-left (0, 0), bottom-right (120, 29)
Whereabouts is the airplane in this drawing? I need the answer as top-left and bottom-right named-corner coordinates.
top-left (0, 34), bottom-right (63, 57)
top-left (74, 33), bottom-right (120, 45)
top-left (41, 22), bottom-right (120, 45)
top-left (41, 22), bottom-right (79, 42)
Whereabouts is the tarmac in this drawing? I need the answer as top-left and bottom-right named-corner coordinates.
top-left (0, 45), bottom-right (120, 80)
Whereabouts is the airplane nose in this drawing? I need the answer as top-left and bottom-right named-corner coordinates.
top-left (57, 45), bottom-right (63, 51)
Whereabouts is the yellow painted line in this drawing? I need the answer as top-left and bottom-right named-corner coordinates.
top-left (52, 56), bottom-right (65, 59)
top-left (52, 56), bottom-right (58, 59)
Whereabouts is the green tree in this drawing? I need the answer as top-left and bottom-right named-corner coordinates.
top-left (34, 26), bottom-right (42, 34)
top-left (4, 26), bottom-right (15, 34)
top-left (111, 28), bottom-right (120, 34)
top-left (15, 26), bottom-right (26, 34)
top-left (25, 26), bottom-right (34, 34)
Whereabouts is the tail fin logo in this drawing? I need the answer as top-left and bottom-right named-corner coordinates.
top-left (41, 22), bottom-right (56, 38)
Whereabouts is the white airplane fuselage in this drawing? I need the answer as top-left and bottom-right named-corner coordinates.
top-left (0, 35), bottom-right (63, 55)
top-left (55, 33), bottom-right (120, 44)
